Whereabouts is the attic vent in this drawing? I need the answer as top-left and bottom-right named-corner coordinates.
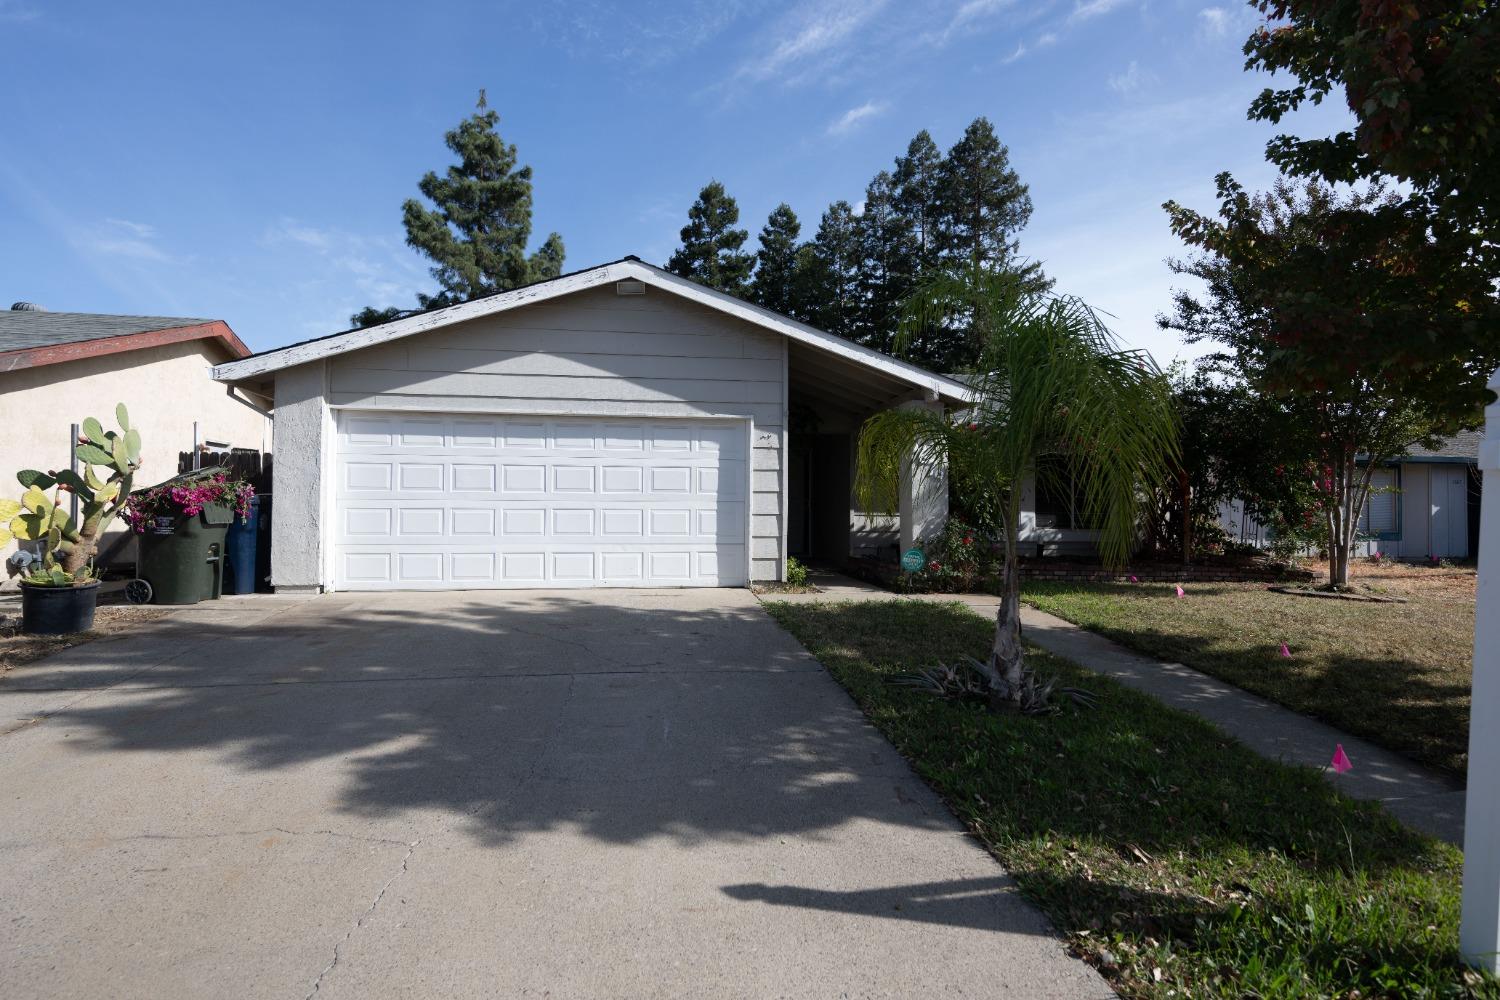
top-left (614, 280), bottom-right (646, 296)
top-left (10, 301), bottom-right (44, 311)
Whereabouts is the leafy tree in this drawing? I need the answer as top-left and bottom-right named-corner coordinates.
top-left (1145, 364), bottom-right (1317, 563)
top-left (666, 180), bottom-right (754, 295)
top-left (749, 203), bottom-right (803, 317)
top-left (855, 272), bottom-right (1178, 702)
top-left (798, 201), bottom-right (864, 340)
top-left (1241, 2), bottom-right (1499, 405)
top-left (1246, 1), bottom-right (1499, 235)
top-left (1163, 176), bottom-right (1460, 587)
top-left (936, 117), bottom-right (1049, 294)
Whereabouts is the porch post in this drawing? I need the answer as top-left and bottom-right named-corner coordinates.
top-left (898, 396), bottom-right (947, 553)
top-left (1461, 366), bottom-right (1500, 972)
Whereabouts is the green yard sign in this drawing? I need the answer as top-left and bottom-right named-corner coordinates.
top-left (901, 548), bottom-right (925, 573)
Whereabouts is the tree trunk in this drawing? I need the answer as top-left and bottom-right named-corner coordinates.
top-left (989, 552), bottom-right (1025, 700)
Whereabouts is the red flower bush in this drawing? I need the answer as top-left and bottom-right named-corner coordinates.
top-left (122, 472), bottom-right (254, 533)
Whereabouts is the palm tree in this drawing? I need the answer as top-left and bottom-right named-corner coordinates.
top-left (855, 272), bottom-right (1179, 703)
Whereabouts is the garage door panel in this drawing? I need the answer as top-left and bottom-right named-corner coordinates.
top-left (334, 413), bottom-right (750, 589)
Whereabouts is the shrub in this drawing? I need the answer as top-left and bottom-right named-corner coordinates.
top-left (785, 555), bottom-right (809, 587)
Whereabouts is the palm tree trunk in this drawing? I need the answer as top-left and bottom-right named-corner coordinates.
top-left (990, 552), bottom-right (1025, 699)
top-left (987, 494), bottom-right (1026, 702)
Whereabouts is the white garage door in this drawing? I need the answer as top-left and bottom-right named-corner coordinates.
top-left (333, 412), bottom-right (749, 590)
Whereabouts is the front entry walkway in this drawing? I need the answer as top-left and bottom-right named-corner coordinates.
top-left (0, 589), bottom-right (1108, 999)
top-left (768, 572), bottom-right (1466, 845)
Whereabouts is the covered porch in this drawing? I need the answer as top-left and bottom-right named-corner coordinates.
top-left (784, 341), bottom-right (962, 568)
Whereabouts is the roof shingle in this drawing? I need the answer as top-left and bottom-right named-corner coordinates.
top-left (0, 310), bottom-right (215, 354)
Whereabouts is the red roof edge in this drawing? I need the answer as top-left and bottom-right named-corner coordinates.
top-left (0, 320), bottom-right (251, 374)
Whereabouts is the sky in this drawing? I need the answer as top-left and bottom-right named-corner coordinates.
top-left (0, 0), bottom-right (1352, 365)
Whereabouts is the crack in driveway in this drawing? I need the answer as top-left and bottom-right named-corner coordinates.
top-left (304, 837), bottom-right (422, 999)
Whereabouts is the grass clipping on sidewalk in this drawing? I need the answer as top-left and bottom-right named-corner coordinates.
top-left (765, 599), bottom-right (1493, 1000)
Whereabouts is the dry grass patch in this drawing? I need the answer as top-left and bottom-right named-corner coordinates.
top-left (0, 597), bottom-right (168, 676)
top-left (1023, 562), bottom-right (1475, 774)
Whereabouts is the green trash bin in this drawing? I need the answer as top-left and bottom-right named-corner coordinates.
top-left (137, 502), bottom-right (234, 605)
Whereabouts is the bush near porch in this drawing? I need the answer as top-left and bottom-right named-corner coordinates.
top-left (1022, 561), bottom-right (1477, 775)
top-left (767, 599), bottom-right (1492, 1000)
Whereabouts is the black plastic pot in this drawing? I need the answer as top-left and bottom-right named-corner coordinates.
top-left (20, 580), bottom-right (100, 635)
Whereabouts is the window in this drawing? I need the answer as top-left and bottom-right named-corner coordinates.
top-left (1033, 456), bottom-right (1097, 530)
top-left (1360, 467), bottom-right (1400, 540)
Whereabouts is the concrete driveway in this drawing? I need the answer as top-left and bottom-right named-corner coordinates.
top-left (0, 589), bottom-right (1107, 999)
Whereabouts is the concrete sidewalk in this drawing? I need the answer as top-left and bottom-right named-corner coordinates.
top-left (763, 572), bottom-right (1466, 845)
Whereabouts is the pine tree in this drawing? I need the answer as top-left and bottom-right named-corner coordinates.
top-left (352, 95), bottom-right (565, 326)
top-left (893, 131), bottom-right (946, 278)
top-left (936, 117), bottom-right (1048, 293)
top-left (666, 180), bottom-right (754, 295)
top-left (403, 96), bottom-right (565, 308)
top-left (749, 203), bottom-right (803, 316)
top-left (800, 201), bottom-right (863, 340)
top-left (891, 131), bottom-right (948, 366)
top-left (857, 170), bottom-right (914, 354)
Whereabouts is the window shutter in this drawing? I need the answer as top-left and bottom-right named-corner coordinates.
top-left (1363, 468), bottom-right (1397, 535)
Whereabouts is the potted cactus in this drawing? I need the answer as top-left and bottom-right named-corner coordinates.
top-left (1, 404), bottom-right (141, 634)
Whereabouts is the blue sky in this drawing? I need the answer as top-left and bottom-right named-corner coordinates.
top-left (0, 0), bottom-right (1349, 364)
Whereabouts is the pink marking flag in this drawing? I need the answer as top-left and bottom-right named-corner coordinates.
top-left (1174, 585), bottom-right (1185, 598)
top-left (1280, 642), bottom-right (1292, 658)
top-left (1331, 744), bottom-right (1352, 773)
top-left (1129, 575), bottom-right (1139, 583)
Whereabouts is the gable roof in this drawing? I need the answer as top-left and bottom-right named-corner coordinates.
top-left (1404, 430), bottom-right (1482, 463)
top-left (0, 310), bottom-right (249, 374)
top-left (211, 257), bottom-right (976, 405)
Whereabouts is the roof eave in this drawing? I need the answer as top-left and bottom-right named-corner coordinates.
top-left (211, 259), bottom-right (977, 406)
top-left (0, 321), bottom-right (249, 375)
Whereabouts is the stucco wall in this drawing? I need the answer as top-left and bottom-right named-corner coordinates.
top-left (0, 339), bottom-right (270, 587)
top-left (268, 362), bottom-right (327, 592)
top-left (268, 284), bottom-right (789, 590)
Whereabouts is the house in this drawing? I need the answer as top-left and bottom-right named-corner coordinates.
top-left (0, 305), bottom-right (271, 584)
top-left (1357, 432), bottom-right (1482, 560)
top-left (1218, 432), bottom-right (1482, 560)
top-left (211, 258), bottom-right (971, 593)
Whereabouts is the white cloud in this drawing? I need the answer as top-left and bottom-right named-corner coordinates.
top-left (263, 219), bottom-right (333, 250)
top-left (103, 218), bottom-right (157, 240)
top-left (1107, 60), bottom-right (1148, 94)
top-left (1001, 41), bottom-right (1027, 64)
top-left (926, 0), bottom-right (1016, 45)
top-left (78, 219), bottom-right (171, 262)
top-left (1068, 0), bottom-right (1131, 24)
top-left (0, 0), bottom-right (40, 23)
top-left (1196, 5), bottom-right (1256, 42)
top-left (1197, 6), bottom-right (1229, 37)
top-left (1036, 30), bottom-right (1058, 47)
top-left (733, 0), bottom-right (890, 83)
top-left (259, 217), bottom-right (429, 319)
top-left (827, 99), bottom-right (890, 136)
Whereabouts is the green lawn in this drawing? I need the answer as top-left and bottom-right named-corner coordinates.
top-left (1022, 565), bottom-right (1476, 775)
top-left (765, 599), bottom-right (1493, 1000)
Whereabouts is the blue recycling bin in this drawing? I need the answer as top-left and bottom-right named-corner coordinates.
top-left (223, 495), bottom-right (261, 595)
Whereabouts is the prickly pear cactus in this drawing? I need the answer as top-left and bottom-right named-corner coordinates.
top-left (4, 403), bottom-right (141, 584)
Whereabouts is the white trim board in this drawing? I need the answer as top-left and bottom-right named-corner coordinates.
top-left (212, 258), bottom-right (976, 406)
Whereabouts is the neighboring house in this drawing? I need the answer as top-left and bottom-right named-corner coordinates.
top-left (1356, 432), bottom-right (1481, 560)
top-left (0, 305), bottom-right (270, 584)
top-left (1218, 432), bottom-right (1482, 560)
top-left (212, 258), bottom-right (971, 593)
